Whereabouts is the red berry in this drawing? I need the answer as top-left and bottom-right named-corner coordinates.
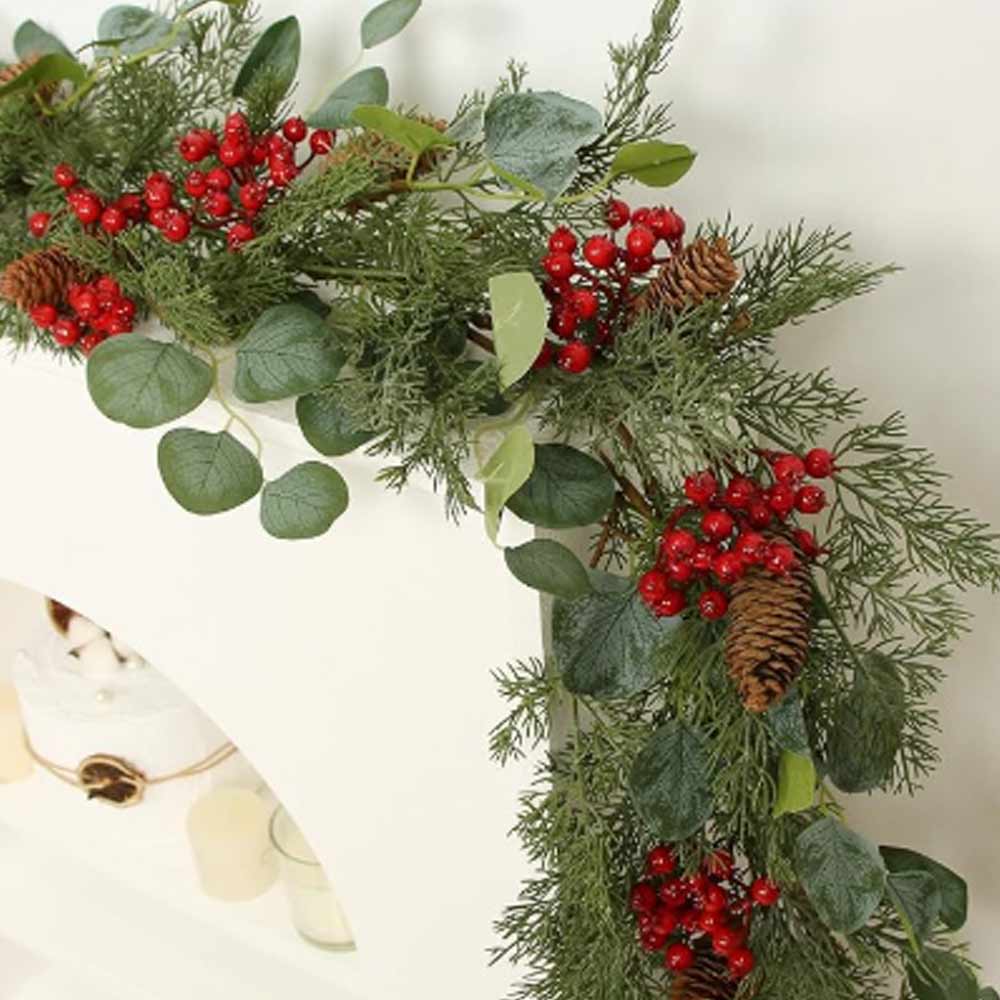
top-left (627, 254), bottom-right (654, 274)
top-left (100, 206), bottom-right (127, 235)
top-left (30, 304), bottom-right (58, 328)
top-left (711, 925), bottom-right (745, 956)
top-left (548, 226), bottom-right (577, 254)
top-left (79, 331), bottom-right (105, 355)
top-left (747, 499), bottom-right (772, 529)
top-left (583, 235), bottom-right (617, 269)
top-left (698, 909), bottom-right (727, 933)
top-left (659, 878), bottom-right (689, 909)
top-left (52, 319), bottom-right (81, 346)
top-left (568, 287), bottom-right (599, 320)
top-left (793, 528), bottom-right (822, 559)
top-left (750, 877), bottom-right (781, 906)
top-left (667, 560), bottom-right (694, 585)
top-left (640, 929), bottom-right (668, 953)
top-left (113, 297), bottom-right (136, 322)
top-left (224, 111), bottom-right (250, 138)
top-left (543, 251), bottom-right (576, 281)
top-left (605, 198), bottom-right (631, 230)
top-left (163, 212), bottom-right (192, 243)
top-left (28, 211), bottom-right (51, 237)
top-left (54, 162), bottom-right (78, 189)
top-left (764, 543), bottom-right (796, 575)
top-left (772, 453), bottom-right (807, 486)
top-left (684, 470), bottom-right (718, 506)
top-left (650, 206), bottom-right (685, 241)
top-left (638, 570), bottom-right (669, 606)
top-left (646, 845), bottom-right (677, 876)
top-left (795, 484), bottom-right (826, 515)
top-left (698, 589), bottom-right (728, 621)
top-left (703, 884), bottom-right (729, 912)
top-left (70, 288), bottom-right (99, 320)
top-left (652, 907), bottom-right (679, 936)
top-left (662, 529), bottom-right (697, 561)
top-left (727, 947), bottom-right (756, 978)
top-left (116, 193), bottom-right (144, 220)
top-left (701, 510), bottom-right (736, 542)
top-left (557, 341), bottom-right (592, 374)
top-left (148, 207), bottom-right (171, 229)
top-left (268, 133), bottom-right (294, 158)
top-left (664, 943), bottom-right (695, 972)
top-left (678, 907), bottom-right (701, 933)
top-left (185, 171), bottom-right (209, 198)
top-left (206, 167), bottom-right (232, 191)
top-left (282, 116), bottom-right (308, 143)
top-left (227, 222), bottom-right (255, 252)
top-left (178, 130), bottom-right (214, 163)
top-left (309, 129), bottom-right (335, 155)
top-left (532, 341), bottom-right (555, 370)
top-left (548, 307), bottom-right (579, 339)
top-left (625, 225), bottom-right (656, 258)
top-left (734, 531), bottom-right (768, 564)
top-left (691, 541), bottom-right (717, 573)
top-left (144, 175), bottom-right (173, 210)
top-left (205, 191), bottom-right (233, 218)
top-left (631, 207), bottom-right (652, 226)
top-left (723, 476), bottom-right (758, 510)
top-left (239, 181), bottom-right (268, 213)
top-left (105, 316), bottom-right (132, 336)
top-left (630, 882), bottom-right (658, 914)
top-left (218, 137), bottom-right (249, 167)
top-left (712, 552), bottom-right (744, 585)
top-left (72, 192), bottom-right (103, 224)
top-left (269, 160), bottom-right (298, 187)
top-left (766, 483), bottom-right (796, 517)
top-left (653, 588), bottom-right (686, 618)
top-left (804, 447), bottom-right (835, 479)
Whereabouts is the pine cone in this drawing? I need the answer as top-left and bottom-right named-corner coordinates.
top-left (635, 237), bottom-right (739, 315)
top-left (724, 560), bottom-right (813, 713)
top-left (670, 955), bottom-right (738, 1000)
top-left (0, 248), bottom-right (87, 312)
top-left (326, 114), bottom-right (450, 186)
top-left (0, 56), bottom-right (39, 87)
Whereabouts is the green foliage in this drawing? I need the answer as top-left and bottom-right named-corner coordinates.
top-left (609, 140), bottom-right (695, 187)
top-left (479, 425), bottom-right (535, 542)
top-left (489, 272), bottom-right (547, 388)
top-left (232, 15), bottom-right (300, 97)
top-left (260, 461), bottom-right (349, 538)
top-left (296, 390), bottom-right (376, 456)
top-left (881, 846), bottom-right (968, 932)
top-left (158, 428), bottom-right (263, 514)
top-left (309, 67), bottom-right (389, 129)
top-left (14, 20), bottom-right (72, 59)
top-left (773, 750), bottom-right (815, 817)
top-left (504, 539), bottom-right (592, 600)
top-left (352, 104), bottom-right (456, 156)
top-left (360, 0), bottom-right (422, 49)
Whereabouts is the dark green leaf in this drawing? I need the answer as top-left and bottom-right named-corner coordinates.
top-left (87, 338), bottom-right (213, 429)
top-left (773, 751), bottom-right (816, 818)
top-left (483, 91), bottom-right (604, 200)
top-left (507, 443), bottom-right (615, 529)
top-left (504, 539), bottom-right (592, 600)
top-left (14, 20), bottom-right (72, 59)
top-left (98, 6), bottom-right (177, 55)
top-left (260, 461), bottom-right (349, 539)
top-left (489, 272), bottom-right (547, 388)
top-left (553, 574), bottom-right (676, 701)
top-left (158, 429), bottom-right (263, 515)
top-left (296, 392), bottom-right (376, 456)
top-left (979, 989), bottom-right (999, 1000)
top-left (0, 53), bottom-right (85, 98)
top-left (886, 872), bottom-right (941, 950)
top-left (234, 303), bottom-right (344, 403)
top-left (880, 846), bottom-right (968, 931)
top-left (361, 0), bottom-right (421, 48)
top-left (610, 141), bottom-right (696, 187)
top-left (630, 721), bottom-right (713, 840)
top-left (907, 949), bottom-right (979, 1000)
top-left (795, 817), bottom-right (886, 933)
top-left (766, 689), bottom-right (812, 755)
top-left (233, 16), bottom-right (300, 98)
top-left (827, 651), bottom-right (905, 793)
top-left (308, 67), bottom-right (389, 129)
top-left (352, 104), bottom-right (455, 157)
top-left (478, 425), bottom-right (535, 543)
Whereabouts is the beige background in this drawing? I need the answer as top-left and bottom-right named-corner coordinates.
top-left (0, 0), bottom-right (997, 988)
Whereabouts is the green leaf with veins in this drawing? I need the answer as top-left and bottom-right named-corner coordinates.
top-left (886, 871), bottom-right (941, 951)
top-left (504, 539), bottom-right (592, 600)
top-left (309, 67), bottom-right (389, 129)
top-left (880, 846), bottom-right (968, 931)
top-left (296, 392), bottom-right (376, 456)
top-left (477, 425), bottom-right (535, 543)
top-left (260, 462), bottom-right (349, 539)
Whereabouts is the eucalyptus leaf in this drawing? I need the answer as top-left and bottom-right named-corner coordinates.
top-left (504, 539), bottom-right (592, 600)
top-left (296, 392), bottom-right (376, 456)
top-left (766, 689), bottom-right (811, 755)
top-left (795, 817), bottom-right (886, 933)
top-left (234, 303), bottom-right (345, 403)
top-left (97, 6), bottom-right (177, 55)
top-left (507, 443), bottom-right (615, 529)
top-left (907, 949), bottom-right (979, 1000)
top-left (14, 20), bottom-right (72, 59)
top-left (880, 846), bottom-right (968, 931)
top-left (827, 652), bottom-right (905, 793)
top-left (87, 338), bottom-right (213, 429)
top-left (361, 0), bottom-right (421, 49)
top-left (773, 751), bottom-right (816, 818)
top-left (489, 272), bottom-right (547, 388)
top-left (233, 15), bottom-right (300, 97)
top-left (158, 429), bottom-right (263, 515)
top-left (483, 91), bottom-right (603, 200)
top-left (610, 141), bottom-right (696, 187)
top-left (630, 721), bottom-right (713, 840)
top-left (478, 425), bottom-right (535, 543)
top-left (0, 53), bottom-right (85, 98)
top-left (886, 871), bottom-right (941, 950)
top-left (260, 461), bottom-right (349, 539)
top-left (552, 574), bottom-right (677, 701)
top-left (980, 989), bottom-right (1000, 1000)
top-left (308, 67), bottom-right (389, 129)
top-left (352, 105), bottom-right (455, 156)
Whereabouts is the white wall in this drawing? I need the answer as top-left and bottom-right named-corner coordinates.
top-left (1, 0), bottom-right (998, 984)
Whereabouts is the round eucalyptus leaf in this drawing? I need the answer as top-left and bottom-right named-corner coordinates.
top-left (14, 20), bottom-right (72, 59)
top-left (87, 337), bottom-right (213, 429)
top-left (97, 5), bottom-right (177, 55)
top-left (157, 429), bottom-right (263, 516)
top-left (308, 66), bottom-right (389, 129)
top-left (260, 462), bottom-right (349, 540)
top-left (504, 539), bottom-right (592, 600)
top-left (296, 392), bottom-right (376, 456)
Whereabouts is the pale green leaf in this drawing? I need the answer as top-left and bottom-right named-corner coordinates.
top-left (610, 141), bottom-right (696, 187)
top-left (0, 53), bottom-right (85, 98)
top-left (352, 104), bottom-right (455, 157)
top-left (773, 751), bottom-right (816, 818)
top-left (489, 272), bottom-right (547, 389)
top-left (361, 0), bottom-right (421, 49)
top-left (478, 425), bottom-right (535, 543)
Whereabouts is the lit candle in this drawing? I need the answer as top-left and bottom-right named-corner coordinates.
top-left (270, 806), bottom-right (355, 950)
top-left (186, 788), bottom-right (278, 902)
top-left (0, 681), bottom-right (33, 783)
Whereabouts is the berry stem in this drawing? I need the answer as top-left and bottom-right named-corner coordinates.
top-left (466, 328), bottom-right (496, 355)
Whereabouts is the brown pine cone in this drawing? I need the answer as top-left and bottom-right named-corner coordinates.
top-left (670, 954), bottom-right (738, 1000)
top-left (725, 560), bottom-right (813, 713)
top-left (0, 56), bottom-right (39, 87)
top-left (0, 248), bottom-right (88, 312)
top-left (634, 237), bottom-right (739, 316)
top-left (326, 114), bottom-right (450, 187)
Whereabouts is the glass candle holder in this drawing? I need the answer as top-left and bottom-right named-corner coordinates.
top-left (186, 787), bottom-right (278, 902)
top-left (270, 805), bottom-right (355, 951)
top-left (0, 682), bottom-right (33, 783)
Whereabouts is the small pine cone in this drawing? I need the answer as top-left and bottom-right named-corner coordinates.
top-left (670, 955), bottom-right (738, 1000)
top-left (326, 114), bottom-right (450, 183)
top-left (0, 56), bottom-right (39, 86)
top-left (0, 248), bottom-right (88, 312)
top-left (725, 560), bottom-right (813, 713)
top-left (635, 237), bottom-right (739, 315)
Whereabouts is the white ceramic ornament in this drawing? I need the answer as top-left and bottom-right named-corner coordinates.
top-left (65, 615), bottom-right (105, 651)
top-left (72, 636), bottom-right (122, 679)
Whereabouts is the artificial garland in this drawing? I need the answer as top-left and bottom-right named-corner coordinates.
top-left (1, 2), bottom-right (998, 998)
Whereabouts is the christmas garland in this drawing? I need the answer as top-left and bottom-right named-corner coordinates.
top-left (2, 2), bottom-right (999, 998)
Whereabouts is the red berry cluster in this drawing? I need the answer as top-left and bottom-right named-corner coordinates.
top-left (629, 844), bottom-right (779, 982)
top-left (28, 275), bottom-right (136, 354)
top-left (534, 199), bottom-right (686, 375)
top-left (637, 449), bottom-right (836, 621)
top-left (34, 114), bottom-right (335, 252)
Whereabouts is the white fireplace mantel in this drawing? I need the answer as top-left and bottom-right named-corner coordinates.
top-left (0, 347), bottom-right (544, 999)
